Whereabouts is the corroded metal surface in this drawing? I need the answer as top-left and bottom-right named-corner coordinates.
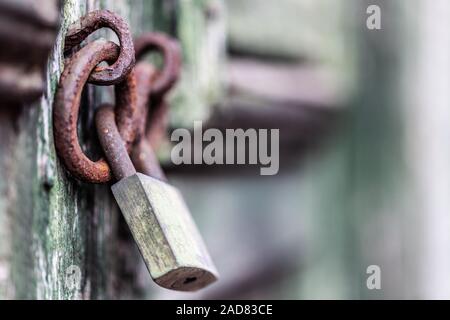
top-left (54, 31), bottom-right (180, 183)
top-left (95, 104), bottom-right (136, 181)
top-left (134, 32), bottom-right (181, 97)
top-left (130, 33), bottom-right (182, 180)
top-left (53, 39), bottom-right (137, 183)
top-left (133, 62), bottom-right (157, 143)
top-left (65, 10), bottom-right (135, 85)
top-left (131, 62), bottom-right (166, 181)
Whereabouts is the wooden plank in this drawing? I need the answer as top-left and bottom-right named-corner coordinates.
top-left (171, 0), bottom-right (226, 127)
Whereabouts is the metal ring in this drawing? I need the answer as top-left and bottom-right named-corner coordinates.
top-left (130, 62), bottom-right (167, 181)
top-left (64, 10), bottom-right (135, 85)
top-left (134, 32), bottom-right (182, 97)
top-left (54, 39), bottom-right (137, 183)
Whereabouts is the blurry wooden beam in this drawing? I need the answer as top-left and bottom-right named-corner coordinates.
top-left (164, 102), bottom-right (340, 177)
top-left (201, 247), bottom-right (302, 300)
top-left (164, 58), bottom-right (345, 177)
top-left (228, 58), bottom-right (341, 107)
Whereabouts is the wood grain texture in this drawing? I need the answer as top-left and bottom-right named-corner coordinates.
top-left (0, 0), bottom-right (128, 299)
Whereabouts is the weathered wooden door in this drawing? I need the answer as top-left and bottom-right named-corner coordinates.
top-left (0, 0), bottom-right (224, 299)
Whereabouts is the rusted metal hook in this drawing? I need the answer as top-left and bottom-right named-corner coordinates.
top-left (133, 32), bottom-right (182, 149)
top-left (133, 62), bottom-right (157, 142)
top-left (131, 62), bottom-right (166, 181)
top-left (64, 10), bottom-right (135, 85)
top-left (54, 39), bottom-right (137, 183)
top-left (134, 32), bottom-right (182, 98)
top-left (129, 33), bottom-right (182, 179)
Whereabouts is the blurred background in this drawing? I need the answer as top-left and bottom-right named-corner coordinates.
top-left (160, 0), bottom-right (450, 300)
top-left (1, 0), bottom-right (450, 300)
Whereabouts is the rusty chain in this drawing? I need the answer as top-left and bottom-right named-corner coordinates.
top-left (53, 39), bottom-right (137, 183)
top-left (130, 33), bottom-right (182, 180)
top-left (134, 32), bottom-right (182, 97)
top-left (53, 11), bottom-right (181, 183)
top-left (64, 10), bottom-right (135, 85)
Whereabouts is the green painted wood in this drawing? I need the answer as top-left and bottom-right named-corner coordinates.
top-left (0, 0), bottom-right (124, 300)
top-left (227, 0), bottom-right (348, 62)
top-left (171, 0), bottom-right (226, 127)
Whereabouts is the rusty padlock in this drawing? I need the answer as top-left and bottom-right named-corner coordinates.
top-left (96, 104), bottom-right (218, 291)
top-left (53, 13), bottom-right (217, 291)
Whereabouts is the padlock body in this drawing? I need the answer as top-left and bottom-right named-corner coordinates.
top-left (112, 173), bottom-right (218, 291)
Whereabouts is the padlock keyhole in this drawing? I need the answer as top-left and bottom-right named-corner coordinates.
top-left (184, 277), bottom-right (197, 284)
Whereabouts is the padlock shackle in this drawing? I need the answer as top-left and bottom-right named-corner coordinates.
top-left (130, 63), bottom-right (168, 182)
top-left (96, 104), bottom-right (137, 181)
